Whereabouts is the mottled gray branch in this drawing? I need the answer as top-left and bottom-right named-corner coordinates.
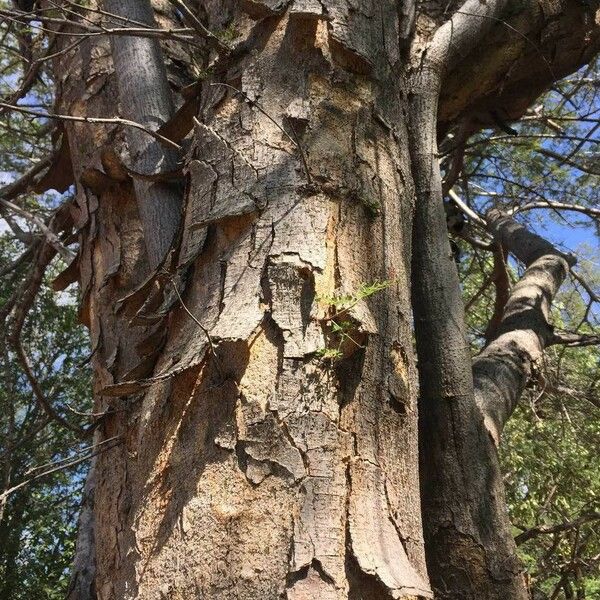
top-left (473, 210), bottom-right (575, 442)
top-left (102, 0), bottom-right (182, 269)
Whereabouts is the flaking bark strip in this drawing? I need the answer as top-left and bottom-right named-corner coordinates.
top-left (348, 458), bottom-right (432, 598)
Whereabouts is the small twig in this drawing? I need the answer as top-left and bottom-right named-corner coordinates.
top-left (448, 188), bottom-right (487, 227)
top-left (0, 247), bottom-right (33, 277)
top-left (210, 82), bottom-right (312, 183)
top-left (0, 197), bottom-right (74, 260)
top-left (168, 275), bottom-right (223, 376)
top-left (515, 512), bottom-right (600, 546)
top-left (13, 338), bottom-right (88, 438)
top-left (0, 8), bottom-right (199, 45)
top-left (549, 332), bottom-right (600, 347)
top-left (571, 269), bottom-right (600, 303)
top-left (23, 436), bottom-right (120, 477)
top-left (511, 200), bottom-right (600, 219)
top-left (0, 102), bottom-right (182, 151)
top-left (0, 150), bottom-right (56, 200)
top-left (62, 402), bottom-right (115, 419)
top-left (0, 436), bottom-right (122, 503)
top-left (166, 0), bottom-right (229, 54)
top-left (465, 272), bottom-right (494, 311)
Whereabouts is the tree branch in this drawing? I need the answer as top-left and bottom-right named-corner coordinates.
top-left (101, 0), bottom-right (182, 268)
top-left (0, 102), bottom-right (182, 151)
top-left (515, 512), bottom-right (600, 546)
top-left (438, 0), bottom-right (600, 133)
top-left (473, 210), bottom-right (575, 443)
top-left (409, 1), bottom-right (528, 596)
top-left (549, 332), bottom-right (600, 347)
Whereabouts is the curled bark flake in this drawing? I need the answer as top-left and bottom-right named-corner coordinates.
top-left (237, 406), bottom-right (306, 484)
top-left (52, 255), bottom-right (80, 292)
top-left (32, 132), bottom-right (75, 194)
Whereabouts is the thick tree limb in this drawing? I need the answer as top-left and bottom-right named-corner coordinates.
top-left (409, 0), bottom-right (528, 597)
top-left (102, 0), bottom-right (182, 269)
top-left (438, 0), bottom-right (600, 132)
top-left (473, 210), bottom-right (576, 442)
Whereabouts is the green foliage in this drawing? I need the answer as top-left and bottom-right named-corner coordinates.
top-left (215, 24), bottom-right (239, 43)
top-left (315, 280), bottom-right (392, 361)
top-left (0, 235), bottom-right (92, 600)
top-left (315, 346), bottom-right (344, 360)
top-left (502, 364), bottom-right (600, 598)
top-left (317, 280), bottom-right (392, 314)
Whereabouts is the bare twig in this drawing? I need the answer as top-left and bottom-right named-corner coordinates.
top-left (549, 332), bottom-right (600, 347)
top-left (511, 201), bottom-right (600, 219)
top-left (0, 436), bottom-right (122, 503)
top-left (0, 197), bottom-right (74, 260)
top-left (448, 189), bottom-right (487, 227)
top-left (515, 512), bottom-right (600, 545)
top-left (168, 275), bottom-right (222, 376)
top-left (13, 339), bottom-right (88, 438)
top-left (0, 151), bottom-right (56, 199)
top-left (0, 102), bottom-right (182, 151)
top-left (166, 0), bottom-right (229, 53)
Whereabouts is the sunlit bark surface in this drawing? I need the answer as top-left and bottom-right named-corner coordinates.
top-left (49, 0), bottom-right (600, 598)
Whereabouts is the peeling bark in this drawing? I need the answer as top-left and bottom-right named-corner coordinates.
top-left (67, 456), bottom-right (97, 600)
top-left (50, 0), bottom-right (599, 598)
top-left (59, 2), bottom-right (429, 598)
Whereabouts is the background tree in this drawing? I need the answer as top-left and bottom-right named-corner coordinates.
top-left (0, 234), bottom-right (93, 599)
top-left (0, 0), bottom-right (598, 599)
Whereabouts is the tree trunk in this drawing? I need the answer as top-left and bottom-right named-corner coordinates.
top-left (57, 2), bottom-right (430, 598)
top-left (48, 0), bottom-right (600, 598)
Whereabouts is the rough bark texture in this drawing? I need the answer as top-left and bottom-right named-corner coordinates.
top-left (67, 454), bottom-right (97, 600)
top-left (47, 0), bottom-right (600, 598)
top-left (57, 1), bottom-right (430, 598)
